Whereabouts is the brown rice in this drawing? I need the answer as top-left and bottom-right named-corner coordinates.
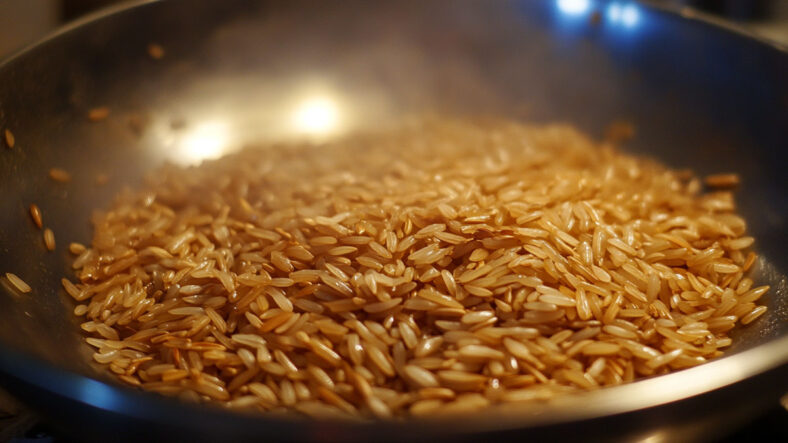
top-left (3, 129), bottom-right (13, 149)
top-left (43, 228), bottom-right (56, 251)
top-left (64, 118), bottom-right (768, 418)
top-left (148, 43), bottom-right (165, 60)
top-left (49, 168), bottom-right (72, 183)
top-left (5, 272), bottom-right (31, 293)
top-left (29, 204), bottom-right (43, 229)
top-left (87, 107), bottom-right (110, 122)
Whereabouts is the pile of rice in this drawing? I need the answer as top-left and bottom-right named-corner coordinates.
top-left (63, 118), bottom-right (768, 418)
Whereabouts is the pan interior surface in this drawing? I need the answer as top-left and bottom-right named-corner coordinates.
top-left (0, 0), bottom-right (786, 441)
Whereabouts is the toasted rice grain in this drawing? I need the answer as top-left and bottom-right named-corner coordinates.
top-left (29, 204), bottom-right (43, 229)
top-left (65, 118), bottom-right (767, 418)
top-left (49, 168), bottom-right (72, 182)
top-left (5, 272), bottom-right (31, 293)
top-left (148, 43), bottom-right (165, 59)
top-left (704, 173), bottom-right (740, 188)
top-left (43, 228), bottom-right (55, 251)
top-left (88, 107), bottom-right (110, 121)
top-left (4, 129), bottom-right (14, 148)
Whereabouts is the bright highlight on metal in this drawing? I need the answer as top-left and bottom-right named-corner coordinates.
top-left (292, 96), bottom-right (341, 135)
top-left (556, 0), bottom-right (591, 15)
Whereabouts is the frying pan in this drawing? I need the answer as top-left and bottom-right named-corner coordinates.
top-left (0, 0), bottom-right (786, 441)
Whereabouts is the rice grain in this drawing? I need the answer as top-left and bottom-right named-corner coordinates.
top-left (63, 117), bottom-right (767, 418)
top-left (148, 43), bottom-right (165, 59)
top-left (88, 107), bottom-right (110, 121)
top-left (29, 204), bottom-right (43, 229)
top-left (5, 272), bottom-right (31, 293)
top-left (4, 129), bottom-right (14, 148)
top-left (49, 168), bottom-right (72, 182)
top-left (43, 228), bottom-right (55, 251)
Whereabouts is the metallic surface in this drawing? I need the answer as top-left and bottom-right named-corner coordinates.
top-left (0, 0), bottom-right (786, 441)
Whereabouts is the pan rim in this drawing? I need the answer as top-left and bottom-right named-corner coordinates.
top-left (0, 334), bottom-right (786, 433)
top-left (0, 0), bottom-right (786, 435)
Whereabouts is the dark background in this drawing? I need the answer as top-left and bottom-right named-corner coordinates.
top-left (1, 0), bottom-right (787, 59)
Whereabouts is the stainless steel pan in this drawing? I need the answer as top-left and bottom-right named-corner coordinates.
top-left (0, 1), bottom-right (786, 441)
